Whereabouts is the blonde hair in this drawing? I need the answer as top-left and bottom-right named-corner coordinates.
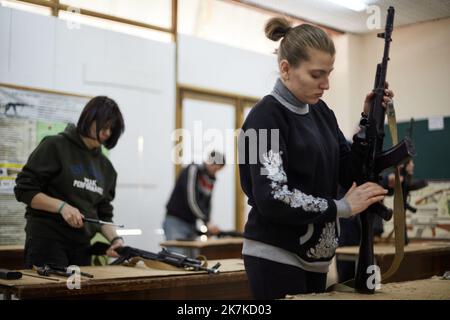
top-left (265, 17), bottom-right (335, 66)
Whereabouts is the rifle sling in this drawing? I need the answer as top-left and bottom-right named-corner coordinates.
top-left (381, 101), bottom-right (405, 282)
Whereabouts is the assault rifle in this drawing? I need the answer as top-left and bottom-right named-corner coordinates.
top-left (401, 119), bottom-right (427, 244)
top-left (353, 6), bottom-right (416, 293)
top-left (3, 102), bottom-right (32, 116)
top-left (82, 217), bottom-right (124, 228)
top-left (33, 264), bottom-right (94, 278)
top-left (111, 246), bottom-right (221, 274)
top-left (400, 118), bottom-right (424, 211)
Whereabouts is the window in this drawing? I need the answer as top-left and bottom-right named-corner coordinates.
top-left (60, 0), bottom-right (172, 28)
top-left (5, 0), bottom-right (174, 41)
top-left (59, 10), bottom-right (172, 42)
top-left (0, 0), bottom-right (52, 16)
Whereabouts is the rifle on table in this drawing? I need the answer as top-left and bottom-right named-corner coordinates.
top-left (111, 246), bottom-right (221, 274)
top-left (353, 6), bottom-right (416, 293)
top-left (33, 264), bottom-right (94, 278)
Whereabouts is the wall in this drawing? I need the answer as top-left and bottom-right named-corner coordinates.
top-left (178, 34), bottom-right (278, 98)
top-left (322, 34), bottom-right (358, 138)
top-left (323, 18), bottom-right (450, 139)
top-left (0, 7), bottom-right (175, 251)
top-left (0, 7), bottom-right (279, 251)
top-left (358, 18), bottom-right (450, 130)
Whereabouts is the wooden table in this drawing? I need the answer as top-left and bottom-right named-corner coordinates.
top-left (336, 242), bottom-right (450, 283)
top-left (0, 259), bottom-right (251, 300)
top-left (285, 277), bottom-right (450, 300)
top-left (160, 238), bottom-right (243, 260)
top-left (0, 245), bottom-right (24, 270)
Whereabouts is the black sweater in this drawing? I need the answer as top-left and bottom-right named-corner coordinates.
top-left (14, 124), bottom-right (117, 245)
top-left (239, 92), bottom-right (364, 264)
top-left (166, 164), bottom-right (215, 225)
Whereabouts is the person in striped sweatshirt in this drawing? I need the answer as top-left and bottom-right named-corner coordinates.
top-left (163, 151), bottom-right (225, 256)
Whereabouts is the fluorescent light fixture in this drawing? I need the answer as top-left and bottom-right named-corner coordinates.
top-left (324, 0), bottom-right (367, 12)
top-left (116, 229), bottom-right (142, 236)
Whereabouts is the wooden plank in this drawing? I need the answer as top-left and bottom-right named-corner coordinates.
top-left (335, 242), bottom-right (450, 283)
top-left (0, 259), bottom-right (244, 287)
top-left (285, 277), bottom-right (450, 300)
top-left (0, 259), bottom-right (250, 300)
top-left (336, 242), bottom-right (450, 256)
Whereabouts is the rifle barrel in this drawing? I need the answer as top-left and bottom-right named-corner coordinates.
top-left (83, 217), bottom-right (124, 228)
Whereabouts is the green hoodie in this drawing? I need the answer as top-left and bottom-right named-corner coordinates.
top-left (14, 123), bottom-right (117, 245)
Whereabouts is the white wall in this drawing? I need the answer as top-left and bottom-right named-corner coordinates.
top-left (361, 18), bottom-right (450, 123)
top-left (320, 18), bottom-right (450, 139)
top-left (323, 34), bottom-right (354, 138)
top-left (178, 34), bottom-right (278, 98)
top-left (0, 7), bottom-right (175, 251)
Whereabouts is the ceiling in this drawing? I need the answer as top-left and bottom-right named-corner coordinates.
top-left (238, 0), bottom-right (450, 33)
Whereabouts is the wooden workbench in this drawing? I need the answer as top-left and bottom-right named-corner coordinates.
top-left (160, 238), bottom-right (243, 260)
top-left (0, 259), bottom-right (251, 300)
top-left (285, 277), bottom-right (450, 300)
top-left (336, 242), bottom-right (450, 283)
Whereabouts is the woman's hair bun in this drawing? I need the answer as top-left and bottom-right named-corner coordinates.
top-left (265, 17), bottom-right (292, 41)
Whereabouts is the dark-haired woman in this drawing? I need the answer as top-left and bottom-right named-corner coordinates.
top-left (15, 96), bottom-right (126, 268)
top-left (238, 18), bottom-right (394, 299)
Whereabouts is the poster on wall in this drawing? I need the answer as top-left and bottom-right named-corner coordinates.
top-left (0, 83), bottom-right (91, 245)
top-left (384, 181), bottom-right (450, 240)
